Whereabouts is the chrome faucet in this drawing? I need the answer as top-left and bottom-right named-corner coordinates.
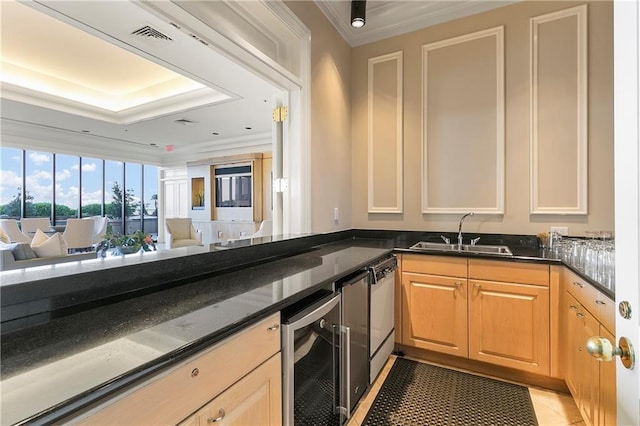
top-left (457, 212), bottom-right (474, 250)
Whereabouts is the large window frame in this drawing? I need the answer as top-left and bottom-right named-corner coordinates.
top-left (0, 148), bottom-right (158, 235)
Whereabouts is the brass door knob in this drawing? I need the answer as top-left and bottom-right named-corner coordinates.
top-left (586, 336), bottom-right (635, 369)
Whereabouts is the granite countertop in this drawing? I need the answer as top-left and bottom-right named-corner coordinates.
top-left (0, 243), bottom-right (391, 425)
top-left (0, 230), bottom-right (614, 425)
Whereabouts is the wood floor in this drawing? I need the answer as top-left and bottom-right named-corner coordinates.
top-left (347, 355), bottom-right (585, 426)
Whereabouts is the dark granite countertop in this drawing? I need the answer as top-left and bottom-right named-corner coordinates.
top-left (0, 242), bottom-right (391, 425)
top-left (0, 229), bottom-right (614, 425)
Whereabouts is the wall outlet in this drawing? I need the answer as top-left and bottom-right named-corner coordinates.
top-left (550, 226), bottom-right (569, 236)
top-left (217, 230), bottom-right (224, 238)
top-left (333, 207), bottom-right (339, 223)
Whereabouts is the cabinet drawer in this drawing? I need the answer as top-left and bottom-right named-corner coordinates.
top-left (468, 259), bottom-right (549, 286)
top-left (78, 312), bottom-right (281, 425)
top-left (563, 268), bottom-right (599, 318)
top-left (184, 353), bottom-right (282, 426)
top-left (402, 254), bottom-right (467, 277)
top-left (597, 295), bottom-right (616, 334)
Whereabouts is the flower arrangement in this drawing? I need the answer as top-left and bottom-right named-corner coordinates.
top-left (97, 230), bottom-right (156, 256)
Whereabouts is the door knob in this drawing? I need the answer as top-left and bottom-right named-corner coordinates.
top-left (586, 336), bottom-right (635, 369)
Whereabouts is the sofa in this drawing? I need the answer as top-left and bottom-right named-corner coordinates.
top-left (0, 243), bottom-right (97, 271)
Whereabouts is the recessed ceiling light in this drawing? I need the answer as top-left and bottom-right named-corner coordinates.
top-left (212, 132), bottom-right (219, 135)
top-left (245, 127), bottom-right (252, 130)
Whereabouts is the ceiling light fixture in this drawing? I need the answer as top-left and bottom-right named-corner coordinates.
top-left (351, 0), bottom-right (366, 29)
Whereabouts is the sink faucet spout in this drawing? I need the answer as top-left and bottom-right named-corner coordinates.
top-left (457, 212), bottom-right (475, 250)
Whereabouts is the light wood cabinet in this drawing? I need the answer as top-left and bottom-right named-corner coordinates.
top-left (402, 272), bottom-right (468, 357)
top-left (468, 279), bottom-right (550, 375)
top-left (565, 292), bottom-right (599, 426)
top-left (400, 255), bottom-right (550, 375)
top-left (180, 353), bottom-right (281, 426)
top-left (75, 313), bottom-right (281, 425)
top-left (563, 268), bottom-right (617, 426)
top-left (598, 326), bottom-right (617, 426)
top-left (401, 255), bottom-right (468, 356)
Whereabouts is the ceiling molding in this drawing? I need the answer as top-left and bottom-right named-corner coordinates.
top-left (1, 83), bottom-right (236, 125)
top-left (0, 118), bottom-right (163, 164)
top-left (314, 0), bottom-right (520, 47)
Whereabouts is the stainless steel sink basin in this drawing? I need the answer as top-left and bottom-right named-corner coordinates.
top-left (409, 241), bottom-right (513, 256)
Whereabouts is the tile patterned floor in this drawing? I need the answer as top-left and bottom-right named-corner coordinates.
top-left (347, 356), bottom-right (585, 426)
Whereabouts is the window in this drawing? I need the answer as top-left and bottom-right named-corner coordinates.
top-left (125, 163), bottom-right (142, 233)
top-left (105, 160), bottom-right (124, 234)
top-left (81, 157), bottom-right (103, 217)
top-left (24, 151), bottom-right (53, 219)
top-left (143, 165), bottom-right (158, 236)
top-left (0, 147), bottom-right (159, 235)
top-left (0, 148), bottom-right (23, 219)
top-left (55, 154), bottom-right (80, 225)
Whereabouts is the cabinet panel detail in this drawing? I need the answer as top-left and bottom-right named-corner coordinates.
top-left (402, 254), bottom-right (467, 277)
top-left (402, 272), bottom-right (468, 357)
top-left (530, 5), bottom-right (588, 214)
top-left (469, 280), bottom-right (550, 375)
top-left (469, 259), bottom-right (549, 286)
top-left (182, 353), bottom-right (282, 426)
top-left (422, 26), bottom-right (504, 214)
top-left (368, 51), bottom-right (403, 213)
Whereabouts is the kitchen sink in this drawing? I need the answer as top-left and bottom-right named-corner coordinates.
top-left (409, 241), bottom-right (513, 256)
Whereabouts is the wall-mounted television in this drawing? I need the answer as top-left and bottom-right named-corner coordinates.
top-left (215, 165), bottom-right (252, 208)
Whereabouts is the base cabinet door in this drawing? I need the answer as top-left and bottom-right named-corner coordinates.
top-left (566, 292), bottom-right (599, 426)
top-left (578, 308), bottom-right (600, 426)
top-left (402, 272), bottom-right (468, 357)
top-left (181, 354), bottom-right (282, 426)
top-left (598, 326), bottom-right (616, 426)
top-left (468, 280), bottom-right (550, 375)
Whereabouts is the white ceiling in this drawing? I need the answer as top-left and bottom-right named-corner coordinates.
top-left (0, 0), bottom-right (521, 164)
top-left (314, 0), bottom-right (520, 47)
top-left (0, 0), bottom-right (281, 163)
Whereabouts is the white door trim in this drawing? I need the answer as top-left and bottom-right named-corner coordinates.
top-left (614, 1), bottom-right (640, 424)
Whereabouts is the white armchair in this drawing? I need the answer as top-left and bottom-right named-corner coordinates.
top-left (85, 216), bottom-right (108, 244)
top-left (252, 219), bottom-right (272, 238)
top-left (20, 217), bottom-right (52, 234)
top-left (0, 219), bottom-right (31, 243)
top-left (62, 218), bottom-right (97, 252)
top-left (165, 218), bottom-right (203, 249)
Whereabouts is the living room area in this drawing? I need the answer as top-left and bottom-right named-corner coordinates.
top-left (0, 0), bottom-right (287, 271)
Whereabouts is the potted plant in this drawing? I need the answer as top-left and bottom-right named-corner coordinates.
top-left (97, 230), bottom-right (156, 256)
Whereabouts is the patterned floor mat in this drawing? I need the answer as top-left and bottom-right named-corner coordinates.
top-left (362, 358), bottom-right (538, 426)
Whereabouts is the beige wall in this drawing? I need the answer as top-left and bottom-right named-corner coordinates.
top-left (351, 0), bottom-right (613, 237)
top-left (285, 1), bottom-right (353, 232)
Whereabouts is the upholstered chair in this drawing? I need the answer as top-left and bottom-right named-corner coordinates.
top-left (62, 218), bottom-right (97, 252)
top-left (165, 218), bottom-right (203, 249)
top-left (20, 217), bottom-right (52, 234)
top-left (0, 219), bottom-right (32, 243)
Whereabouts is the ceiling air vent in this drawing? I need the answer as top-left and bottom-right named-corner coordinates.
top-left (174, 118), bottom-right (196, 126)
top-left (131, 25), bottom-right (172, 41)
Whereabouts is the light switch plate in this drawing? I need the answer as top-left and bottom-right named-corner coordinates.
top-left (550, 226), bottom-right (569, 236)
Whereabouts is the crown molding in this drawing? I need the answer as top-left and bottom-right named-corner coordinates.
top-left (314, 0), bottom-right (520, 47)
